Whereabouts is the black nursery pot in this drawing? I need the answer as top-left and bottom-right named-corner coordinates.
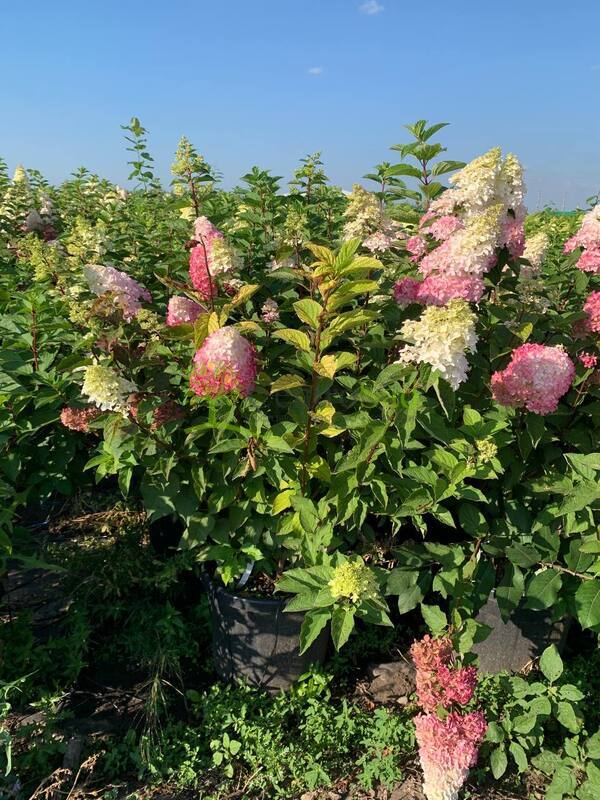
top-left (202, 574), bottom-right (329, 692)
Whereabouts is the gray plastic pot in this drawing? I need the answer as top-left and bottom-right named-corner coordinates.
top-left (202, 574), bottom-right (329, 692)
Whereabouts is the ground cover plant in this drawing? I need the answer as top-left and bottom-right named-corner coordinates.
top-left (1, 119), bottom-right (599, 800)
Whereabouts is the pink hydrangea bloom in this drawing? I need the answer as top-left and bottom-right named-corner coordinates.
top-left (426, 215), bottom-right (464, 242)
top-left (415, 712), bottom-right (487, 800)
top-left (579, 352), bottom-right (598, 369)
top-left (564, 206), bottom-right (600, 253)
top-left (84, 264), bottom-right (152, 321)
top-left (491, 343), bottom-right (575, 415)
top-left (411, 635), bottom-right (478, 711)
top-left (394, 277), bottom-right (422, 307)
top-left (417, 274), bottom-right (485, 306)
top-left (406, 235), bottom-right (428, 262)
top-left (189, 244), bottom-right (216, 301)
top-left (194, 215), bottom-right (222, 244)
top-left (60, 406), bottom-right (100, 433)
top-left (500, 217), bottom-right (525, 258)
top-left (166, 296), bottom-right (205, 326)
top-left (583, 291), bottom-right (600, 333)
top-left (577, 248), bottom-right (600, 274)
top-left (190, 326), bottom-right (257, 398)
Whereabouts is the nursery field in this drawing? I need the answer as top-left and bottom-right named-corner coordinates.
top-left (1, 119), bottom-right (600, 800)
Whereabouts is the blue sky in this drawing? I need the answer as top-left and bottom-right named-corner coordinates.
top-left (2, 0), bottom-right (599, 208)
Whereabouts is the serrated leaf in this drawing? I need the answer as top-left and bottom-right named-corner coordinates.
top-left (272, 490), bottom-right (294, 515)
top-left (293, 298), bottom-right (323, 329)
top-left (331, 606), bottom-right (356, 651)
top-left (270, 374), bottom-right (306, 394)
top-left (299, 608), bottom-right (330, 654)
top-left (230, 283), bottom-right (259, 307)
top-left (273, 328), bottom-right (312, 352)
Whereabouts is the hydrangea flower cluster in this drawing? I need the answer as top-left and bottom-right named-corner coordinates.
top-left (343, 184), bottom-right (402, 252)
top-left (522, 231), bottom-right (550, 277)
top-left (398, 300), bottom-right (478, 389)
top-left (189, 216), bottom-right (240, 300)
top-left (261, 298), bottom-right (280, 324)
top-left (190, 326), bottom-right (257, 398)
top-left (583, 291), bottom-right (600, 334)
top-left (491, 343), bottom-right (575, 415)
top-left (564, 205), bottom-right (600, 273)
top-left (414, 711), bottom-right (488, 800)
top-left (395, 148), bottom-right (527, 308)
top-left (411, 635), bottom-right (486, 800)
top-left (60, 406), bottom-right (101, 432)
top-left (166, 295), bottom-right (205, 327)
top-left (81, 364), bottom-right (137, 412)
top-left (579, 352), bottom-right (598, 369)
top-left (328, 559), bottom-right (379, 603)
top-left (84, 264), bottom-right (152, 321)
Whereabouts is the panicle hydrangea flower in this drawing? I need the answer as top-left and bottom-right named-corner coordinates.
top-left (576, 249), bottom-right (600, 274)
top-left (60, 406), bottom-right (101, 432)
top-left (209, 237), bottom-right (242, 276)
top-left (500, 216), bottom-right (526, 259)
top-left (342, 184), bottom-right (381, 241)
top-left (261, 298), bottom-right (280, 324)
top-left (424, 214), bottom-right (464, 242)
top-left (411, 635), bottom-right (487, 800)
top-left (522, 231), bottom-right (550, 276)
top-left (190, 326), bottom-right (257, 398)
top-left (189, 243), bottom-right (216, 300)
top-left (415, 711), bottom-right (487, 800)
top-left (564, 206), bottom-right (600, 252)
top-left (166, 296), bottom-right (205, 326)
top-left (194, 215), bottom-right (222, 244)
top-left (84, 264), bottom-right (152, 321)
top-left (491, 343), bottom-right (575, 415)
top-left (583, 291), bottom-right (600, 333)
top-left (394, 277), bottom-right (422, 307)
top-left (579, 352), bottom-right (598, 369)
top-left (398, 300), bottom-right (478, 389)
top-left (328, 559), bottom-right (379, 603)
top-left (447, 147), bottom-right (504, 212)
top-left (406, 235), bottom-right (428, 262)
top-left (416, 274), bottom-right (485, 306)
top-left (81, 364), bottom-right (137, 412)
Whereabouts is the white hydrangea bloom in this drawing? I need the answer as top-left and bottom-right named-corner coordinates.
top-left (398, 300), bottom-right (478, 389)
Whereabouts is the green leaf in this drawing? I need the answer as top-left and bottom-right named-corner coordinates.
top-left (496, 564), bottom-right (524, 621)
top-left (505, 543), bottom-right (540, 568)
top-left (230, 283), bottom-right (259, 307)
top-left (299, 608), bottom-right (330, 654)
top-left (331, 606), bottom-right (356, 651)
top-left (509, 741), bottom-right (528, 773)
top-left (556, 701), bottom-right (581, 733)
top-left (486, 722), bottom-right (505, 744)
top-left (272, 490), bottom-right (294, 515)
top-left (273, 328), bottom-right (312, 352)
top-left (270, 374), bottom-right (306, 394)
top-left (490, 746), bottom-right (508, 779)
top-left (575, 580), bottom-right (600, 630)
top-left (524, 569), bottom-right (562, 610)
top-left (458, 502), bottom-right (486, 536)
top-left (293, 299), bottom-right (323, 329)
top-left (421, 603), bottom-right (447, 635)
top-left (539, 645), bottom-right (563, 683)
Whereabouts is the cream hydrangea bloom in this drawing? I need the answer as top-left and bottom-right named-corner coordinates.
top-left (81, 364), bottom-right (137, 412)
top-left (398, 300), bottom-right (478, 389)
